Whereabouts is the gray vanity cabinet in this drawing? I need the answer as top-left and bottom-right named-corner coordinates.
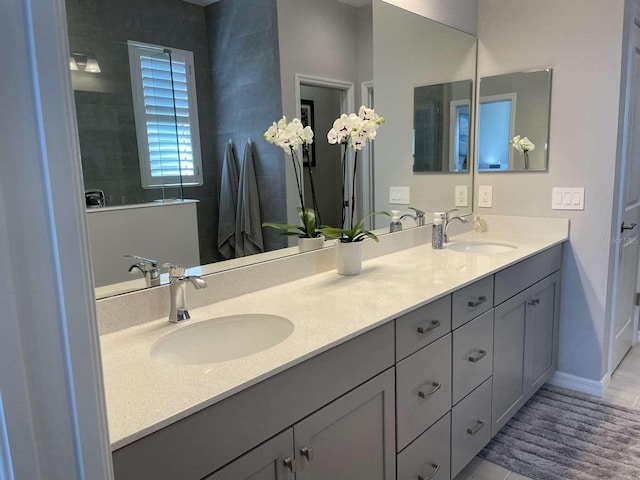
top-left (492, 270), bottom-right (561, 435)
top-left (294, 368), bottom-right (396, 480)
top-left (204, 429), bottom-right (295, 480)
top-left (206, 368), bottom-right (396, 480)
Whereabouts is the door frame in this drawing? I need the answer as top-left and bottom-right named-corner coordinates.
top-left (0, 0), bottom-right (113, 477)
top-left (294, 74), bottom-right (356, 228)
top-left (607, 0), bottom-right (640, 379)
top-left (361, 80), bottom-right (375, 230)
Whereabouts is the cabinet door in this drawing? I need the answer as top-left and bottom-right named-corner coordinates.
top-left (492, 294), bottom-right (526, 436)
top-left (525, 272), bottom-right (560, 395)
top-left (204, 429), bottom-right (294, 480)
top-left (294, 369), bottom-right (396, 480)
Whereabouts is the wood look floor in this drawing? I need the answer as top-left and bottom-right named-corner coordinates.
top-left (454, 345), bottom-right (640, 480)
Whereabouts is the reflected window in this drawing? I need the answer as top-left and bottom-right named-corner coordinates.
top-left (128, 41), bottom-right (203, 188)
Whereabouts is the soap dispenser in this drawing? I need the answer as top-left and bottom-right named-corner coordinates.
top-left (473, 216), bottom-right (486, 233)
top-left (432, 213), bottom-right (444, 249)
top-left (389, 210), bottom-right (402, 233)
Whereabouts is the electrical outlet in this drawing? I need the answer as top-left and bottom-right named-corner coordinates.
top-left (478, 185), bottom-right (493, 208)
top-left (389, 186), bottom-right (410, 205)
top-left (455, 185), bottom-right (468, 207)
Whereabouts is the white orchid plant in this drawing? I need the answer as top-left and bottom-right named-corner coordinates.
top-left (509, 135), bottom-right (536, 153)
top-left (263, 116), bottom-right (322, 238)
top-left (321, 106), bottom-right (389, 243)
top-left (509, 135), bottom-right (535, 170)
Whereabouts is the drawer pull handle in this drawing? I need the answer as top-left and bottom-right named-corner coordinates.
top-left (468, 349), bottom-right (487, 363)
top-left (283, 457), bottom-right (297, 473)
top-left (467, 296), bottom-right (487, 307)
top-left (418, 463), bottom-right (441, 480)
top-left (417, 320), bottom-right (441, 334)
top-left (467, 419), bottom-right (486, 435)
top-left (418, 382), bottom-right (442, 398)
top-left (300, 446), bottom-right (314, 462)
top-left (527, 298), bottom-right (540, 306)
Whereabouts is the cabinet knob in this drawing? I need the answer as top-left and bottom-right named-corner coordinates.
top-left (466, 419), bottom-right (486, 436)
top-left (418, 463), bottom-right (441, 480)
top-left (468, 349), bottom-right (487, 363)
top-left (418, 381), bottom-right (442, 398)
top-left (283, 457), bottom-right (297, 473)
top-left (300, 446), bottom-right (314, 462)
top-left (417, 320), bottom-right (441, 334)
top-left (467, 296), bottom-right (487, 307)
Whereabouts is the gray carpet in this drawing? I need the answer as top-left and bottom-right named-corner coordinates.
top-left (479, 385), bottom-right (640, 480)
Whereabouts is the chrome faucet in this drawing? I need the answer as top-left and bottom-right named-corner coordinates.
top-left (165, 264), bottom-right (208, 323)
top-left (400, 207), bottom-right (426, 226)
top-left (125, 254), bottom-right (161, 287)
top-left (443, 209), bottom-right (469, 243)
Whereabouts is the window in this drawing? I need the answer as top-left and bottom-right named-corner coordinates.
top-left (128, 41), bottom-right (202, 188)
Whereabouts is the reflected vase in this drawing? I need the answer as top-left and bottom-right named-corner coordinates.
top-left (335, 241), bottom-right (363, 276)
top-left (523, 151), bottom-right (530, 170)
top-left (298, 235), bottom-right (325, 253)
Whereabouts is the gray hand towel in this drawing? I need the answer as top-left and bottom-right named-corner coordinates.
top-left (218, 139), bottom-right (239, 259)
top-left (235, 139), bottom-right (264, 257)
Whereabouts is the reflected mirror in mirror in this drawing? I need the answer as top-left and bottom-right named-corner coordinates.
top-left (373, 0), bottom-right (476, 226)
top-left (66, 0), bottom-right (477, 299)
top-left (477, 69), bottom-right (552, 172)
top-left (413, 80), bottom-right (472, 173)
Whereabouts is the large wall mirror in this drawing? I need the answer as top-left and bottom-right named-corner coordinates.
top-left (373, 0), bottom-right (476, 225)
top-left (65, 0), bottom-right (477, 298)
top-left (477, 69), bottom-right (552, 172)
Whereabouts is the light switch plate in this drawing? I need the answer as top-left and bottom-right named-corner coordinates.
top-left (389, 186), bottom-right (410, 205)
top-left (455, 185), bottom-right (468, 207)
top-left (478, 185), bottom-right (493, 208)
top-left (552, 187), bottom-right (584, 210)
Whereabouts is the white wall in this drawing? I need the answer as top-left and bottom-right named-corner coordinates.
top-left (87, 201), bottom-right (200, 286)
top-left (476, 0), bottom-right (626, 381)
top-left (374, 0), bottom-right (476, 220)
top-left (382, 0), bottom-right (478, 35)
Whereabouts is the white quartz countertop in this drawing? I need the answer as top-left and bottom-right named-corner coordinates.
top-left (101, 227), bottom-right (568, 450)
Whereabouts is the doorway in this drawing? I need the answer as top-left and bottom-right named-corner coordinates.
top-left (294, 75), bottom-right (356, 230)
top-left (609, 7), bottom-right (640, 376)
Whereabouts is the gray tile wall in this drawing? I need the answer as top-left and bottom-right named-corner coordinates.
top-left (205, 0), bottom-right (286, 253)
top-left (67, 0), bottom-right (286, 264)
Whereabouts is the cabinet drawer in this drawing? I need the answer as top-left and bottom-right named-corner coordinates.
top-left (494, 244), bottom-right (562, 305)
top-left (451, 378), bottom-right (492, 478)
top-left (452, 309), bottom-right (494, 405)
top-left (397, 412), bottom-right (450, 480)
top-left (395, 295), bottom-right (451, 361)
top-left (452, 276), bottom-right (494, 329)
top-left (396, 334), bottom-right (452, 451)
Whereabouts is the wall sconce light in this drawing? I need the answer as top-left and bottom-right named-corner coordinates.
top-left (70, 53), bottom-right (101, 74)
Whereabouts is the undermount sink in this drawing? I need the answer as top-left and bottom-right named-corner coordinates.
top-left (150, 314), bottom-right (294, 365)
top-left (447, 241), bottom-right (517, 254)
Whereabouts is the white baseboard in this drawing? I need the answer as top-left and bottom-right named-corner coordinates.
top-left (547, 370), bottom-right (610, 397)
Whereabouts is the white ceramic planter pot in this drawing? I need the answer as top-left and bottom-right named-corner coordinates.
top-left (298, 235), bottom-right (325, 253)
top-left (335, 241), bottom-right (363, 276)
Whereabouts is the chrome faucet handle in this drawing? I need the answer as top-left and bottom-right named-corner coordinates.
top-left (444, 208), bottom-right (460, 219)
top-left (124, 254), bottom-right (158, 270)
top-left (163, 263), bottom-right (186, 279)
top-left (407, 207), bottom-right (426, 226)
top-left (125, 254), bottom-right (160, 286)
top-left (165, 264), bottom-right (207, 323)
